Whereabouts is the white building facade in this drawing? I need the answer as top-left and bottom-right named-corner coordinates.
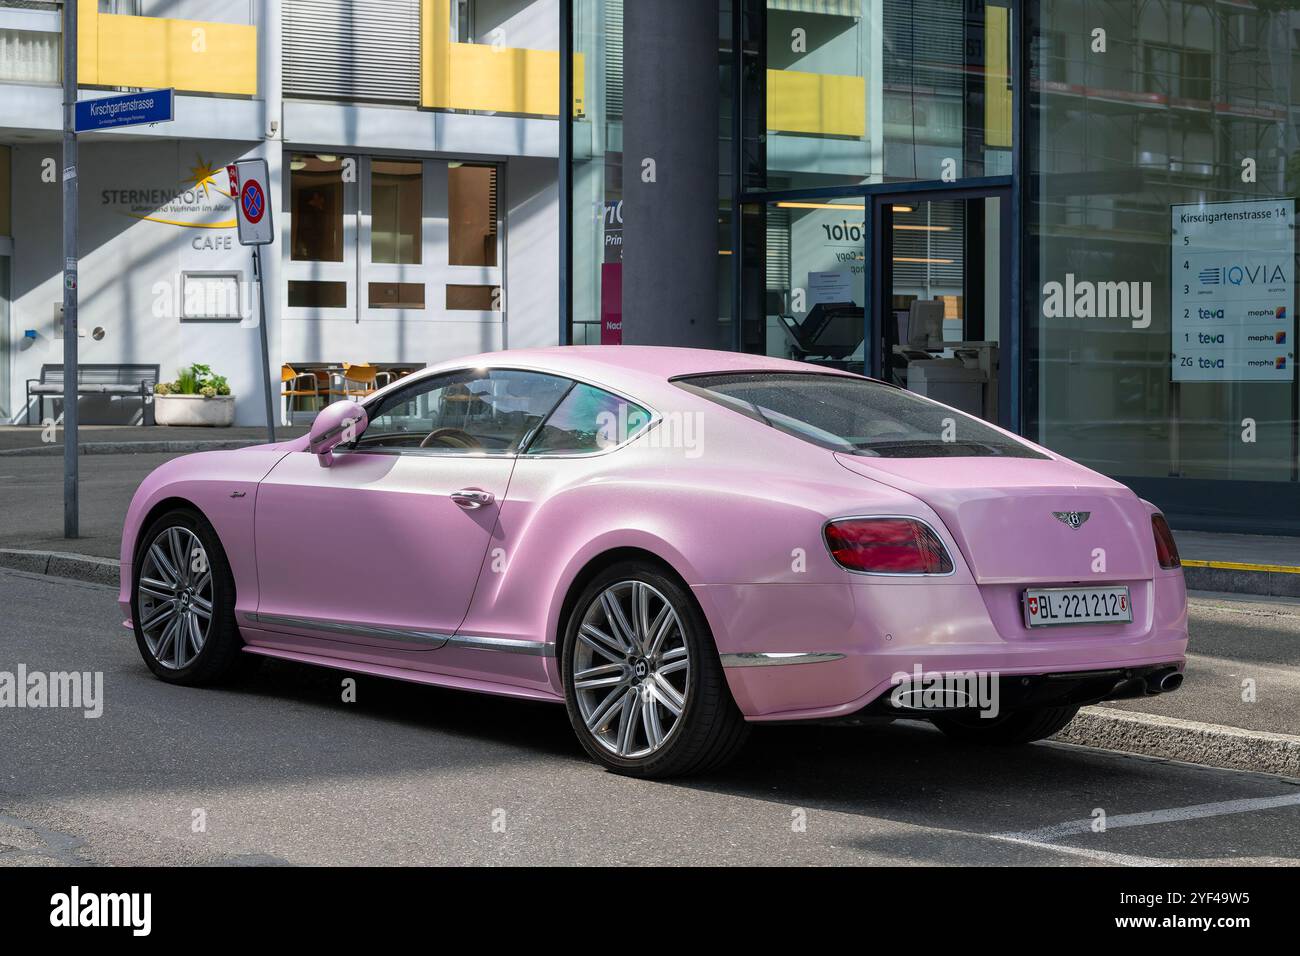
top-left (0, 0), bottom-right (561, 426)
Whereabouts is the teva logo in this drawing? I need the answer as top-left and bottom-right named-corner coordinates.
top-left (1041, 274), bottom-right (1152, 329)
top-left (50, 887), bottom-right (151, 937)
top-left (889, 665), bottom-right (1000, 718)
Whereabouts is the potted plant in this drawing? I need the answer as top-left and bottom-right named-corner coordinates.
top-left (153, 363), bottom-right (235, 427)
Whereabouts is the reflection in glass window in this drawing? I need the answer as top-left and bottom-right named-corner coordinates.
top-left (290, 154), bottom-right (346, 262)
top-left (448, 164), bottom-right (498, 266)
top-left (679, 372), bottom-right (1040, 459)
top-left (446, 285), bottom-right (501, 311)
top-left (369, 282), bottom-right (426, 309)
top-left (761, 0), bottom-right (1013, 189)
top-left (371, 160), bottom-right (423, 265)
top-left (356, 370), bottom-right (571, 454)
top-left (288, 281), bottom-right (347, 309)
top-left (526, 384), bottom-right (651, 454)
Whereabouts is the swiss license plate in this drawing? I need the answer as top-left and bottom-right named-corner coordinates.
top-left (1023, 586), bottom-right (1132, 628)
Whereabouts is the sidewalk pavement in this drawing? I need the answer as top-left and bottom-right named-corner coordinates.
top-left (0, 424), bottom-right (305, 456)
top-left (0, 436), bottom-right (1296, 776)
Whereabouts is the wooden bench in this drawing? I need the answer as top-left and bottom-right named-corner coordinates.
top-left (26, 364), bottom-right (160, 426)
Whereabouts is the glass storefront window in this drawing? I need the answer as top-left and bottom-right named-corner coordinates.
top-left (368, 282), bottom-right (426, 310)
top-left (288, 280), bottom-right (347, 309)
top-left (757, 197), bottom-right (866, 369)
top-left (1027, 1), bottom-right (1298, 490)
top-left (446, 284), bottom-right (501, 310)
top-left (370, 159), bottom-right (422, 265)
top-left (290, 154), bottom-right (346, 262)
top-left (448, 164), bottom-right (498, 266)
top-left (759, 0), bottom-right (1013, 190)
top-left (572, 0), bottom-right (624, 343)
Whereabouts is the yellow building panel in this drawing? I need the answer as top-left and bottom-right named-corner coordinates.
top-left (75, 1), bottom-right (257, 97)
top-left (421, 0), bottom-right (582, 116)
top-left (421, 0), bottom-right (451, 112)
top-left (767, 69), bottom-right (865, 138)
top-left (76, 1), bottom-right (99, 84)
top-left (447, 44), bottom-right (564, 115)
top-left (985, 5), bottom-right (1012, 148)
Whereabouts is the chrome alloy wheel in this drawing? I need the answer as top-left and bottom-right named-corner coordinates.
top-left (572, 580), bottom-right (691, 758)
top-left (136, 526), bottom-right (214, 671)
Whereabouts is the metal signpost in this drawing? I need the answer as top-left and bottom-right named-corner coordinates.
top-left (61, 0), bottom-right (77, 537)
top-left (61, 27), bottom-right (174, 537)
top-left (228, 160), bottom-right (277, 444)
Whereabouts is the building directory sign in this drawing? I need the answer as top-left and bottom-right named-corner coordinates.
top-left (1171, 199), bottom-right (1294, 382)
top-left (74, 89), bottom-right (174, 133)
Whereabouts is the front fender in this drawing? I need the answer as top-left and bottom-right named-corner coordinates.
top-left (118, 446), bottom-right (294, 621)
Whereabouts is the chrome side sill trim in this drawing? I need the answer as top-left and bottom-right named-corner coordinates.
top-left (444, 633), bottom-right (555, 657)
top-left (246, 612), bottom-right (451, 646)
top-left (719, 652), bottom-right (846, 667)
top-left (245, 612), bottom-right (554, 656)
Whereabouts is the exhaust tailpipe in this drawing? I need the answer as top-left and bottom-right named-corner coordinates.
top-left (1143, 667), bottom-right (1183, 695)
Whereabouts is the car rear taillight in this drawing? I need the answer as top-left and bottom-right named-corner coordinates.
top-left (824, 517), bottom-right (953, 574)
top-left (1152, 514), bottom-right (1181, 569)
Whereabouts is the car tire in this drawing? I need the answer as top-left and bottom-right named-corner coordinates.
top-left (131, 508), bottom-right (248, 687)
top-left (561, 561), bottom-right (750, 778)
top-left (930, 705), bottom-right (1080, 745)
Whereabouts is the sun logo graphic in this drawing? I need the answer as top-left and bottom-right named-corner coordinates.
top-left (105, 153), bottom-right (238, 230)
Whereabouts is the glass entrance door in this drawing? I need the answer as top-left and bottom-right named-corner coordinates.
top-left (873, 189), bottom-right (1011, 425)
top-left (754, 197), bottom-right (868, 373)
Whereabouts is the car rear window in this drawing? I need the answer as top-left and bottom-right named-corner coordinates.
top-left (674, 372), bottom-right (1047, 459)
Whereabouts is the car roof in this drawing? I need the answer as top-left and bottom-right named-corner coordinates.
top-left (405, 345), bottom-right (862, 397)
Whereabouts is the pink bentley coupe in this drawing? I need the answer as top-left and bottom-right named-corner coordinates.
top-left (120, 347), bottom-right (1188, 777)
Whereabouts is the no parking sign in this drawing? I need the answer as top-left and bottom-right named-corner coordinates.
top-left (227, 159), bottom-right (274, 246)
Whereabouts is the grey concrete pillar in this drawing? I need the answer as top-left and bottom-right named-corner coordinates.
top-left (621, 0), bottom-right (719, 347)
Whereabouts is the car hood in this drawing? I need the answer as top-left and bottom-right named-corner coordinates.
top-left (834, 453), bottom-right (1155, 584)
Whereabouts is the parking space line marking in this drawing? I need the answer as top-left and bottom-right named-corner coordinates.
top-left (995, 792), bottom-right (1300, 845)
top-left (986, 835), bottom-right (1171, 867)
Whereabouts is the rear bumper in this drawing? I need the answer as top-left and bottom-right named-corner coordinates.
top-left (695, 572), bottom-right (1189, 722)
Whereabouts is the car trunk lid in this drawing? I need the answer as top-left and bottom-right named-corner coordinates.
top-left (834, 453), bottom-right (1154, 584)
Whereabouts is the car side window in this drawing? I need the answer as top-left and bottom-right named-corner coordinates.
top-left (353, 369), bottom-right (571, 454)
top-left (524, 383), bottom-right (651, 455)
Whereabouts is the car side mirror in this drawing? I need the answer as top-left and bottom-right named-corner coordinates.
top-left (308, 400), bottom-right (369, 467)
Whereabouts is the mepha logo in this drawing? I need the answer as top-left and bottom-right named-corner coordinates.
top-left (49, 886), bottom-right (151, 936)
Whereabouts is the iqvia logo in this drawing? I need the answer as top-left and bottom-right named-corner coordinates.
top-left (1197, 263), bottom-right (1288, 287)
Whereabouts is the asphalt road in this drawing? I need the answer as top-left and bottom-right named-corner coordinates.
top-left (1, 568), bottom-right (1298, 866)
top-left (0, 452), bottom-right (177, 559)
top-left (1103, 592), bottom-right (1300, 735)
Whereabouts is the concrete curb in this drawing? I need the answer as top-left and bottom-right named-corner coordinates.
top-left (1055, 706), bottom-right (1300, 778)
top-left (0, 440), bottom-right (265, 458)
top-left (1183, 562), bottom-right (1300, 599)
top-left (0, 549), bottom-right (120, 587)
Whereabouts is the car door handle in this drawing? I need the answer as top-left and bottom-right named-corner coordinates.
top-left (451, 488), bottom-right (495, 509)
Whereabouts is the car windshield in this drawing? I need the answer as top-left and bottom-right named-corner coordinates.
top-left (674, 372), bottom-right (1047, 459)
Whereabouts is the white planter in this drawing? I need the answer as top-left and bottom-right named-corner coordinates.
top-left (154, 394), bottom-right (236, 427)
